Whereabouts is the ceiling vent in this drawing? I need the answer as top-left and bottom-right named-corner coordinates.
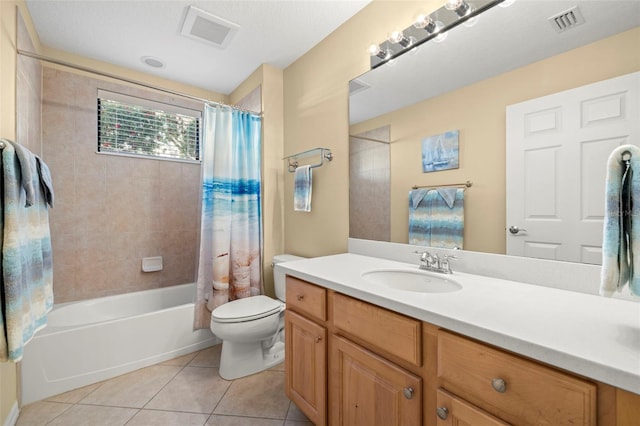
top-left (548, 6), bottom-right (586, 33)
top-left (180, 5), bottom-right (239, 49)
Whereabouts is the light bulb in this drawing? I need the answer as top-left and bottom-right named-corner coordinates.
top-left (445, 0), bottom-right (471, 17)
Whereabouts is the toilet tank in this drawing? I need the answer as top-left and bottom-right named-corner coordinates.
top-left (273, 254), bottom-right (305, 302)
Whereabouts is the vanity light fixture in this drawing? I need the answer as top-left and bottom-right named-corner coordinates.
top-left (413, 15), bottom-right (447, 42)
top-left (389, 30), bottom-right (415, 48)
top-left (445, 0), bottom-right (472, 17)
top-left (369, 0), bottom-right (506, 69)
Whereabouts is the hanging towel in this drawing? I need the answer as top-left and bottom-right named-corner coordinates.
top-left (601, 144), bottom-right (640, 297)
top-left (294, 165), bottom-right (312, 212)
top-left (0, 140), bottom-right (54, 362)
top-left (409, 188), bottom-right (464, 249)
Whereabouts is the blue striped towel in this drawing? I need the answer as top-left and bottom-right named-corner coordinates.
top-left (0, 139), bottom-right (54, 362)
top-left (409, 188), bottom-right (464, 249)
top-left (601, 144), bottom-right (640, 297)
top-left (294, 165), bottom-right (312, 212)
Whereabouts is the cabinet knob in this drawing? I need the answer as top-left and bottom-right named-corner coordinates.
top-left (436, 406), bottom-right (449, 420)
top-left (402, 387), bottom-right (414, 399)
top-left (315, 336), bottom-right (322, 343)
top-left (491, 377), bottom-right (507, 393)
top-left (296, 294), bottom-right (304, 301)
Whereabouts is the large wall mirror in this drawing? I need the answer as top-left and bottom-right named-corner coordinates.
top-left (349, 0), bottom-right (640, 264)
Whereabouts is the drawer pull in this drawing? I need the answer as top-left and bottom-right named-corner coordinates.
top-left (402, 387), bottom-right (414, 400)
top-left (315, 336), bottom-right (322, 343)
top-left (436, 406), bottom-right (449, 420)
top-left (296, 294), bottom-right (305, 301)
top-left (491, 377), bottom-right (507, 393)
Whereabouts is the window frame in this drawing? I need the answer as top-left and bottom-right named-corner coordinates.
top-left (96, 89), bottom-right (202, 164)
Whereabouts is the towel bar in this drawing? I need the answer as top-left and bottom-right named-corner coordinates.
top-left (284, 147), bottom-right (333, 173)
top-left (412, 180), bottom-right (472, 190)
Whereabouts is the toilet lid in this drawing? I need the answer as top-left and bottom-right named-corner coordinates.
top-left (212, 295), bottom-right (283, 323)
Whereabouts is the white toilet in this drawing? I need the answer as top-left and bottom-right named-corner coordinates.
top-left (210, 254), bottom-right (304, 380)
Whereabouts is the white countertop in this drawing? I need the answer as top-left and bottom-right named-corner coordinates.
top-left (278, 253), bottom-right (640, 394)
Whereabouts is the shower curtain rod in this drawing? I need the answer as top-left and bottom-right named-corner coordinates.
top-left (17, 49), bottom-right (262, 116)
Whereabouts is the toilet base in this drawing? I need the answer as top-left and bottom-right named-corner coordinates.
top-left (218, 339), bottom-right (284, 380)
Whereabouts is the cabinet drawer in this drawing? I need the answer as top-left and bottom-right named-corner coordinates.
top-left (332, 292), bottom-right (421, 366)
top-left (286, 276), bottom-right (326, 322)
top-left (437, 331), bottom-right (596, 426)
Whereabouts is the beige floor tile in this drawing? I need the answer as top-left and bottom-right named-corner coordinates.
top-left (161, 351), bottom-right (199, 367)
top-left (286, 402), bottom-right (311, 421)
top-left (45, 382), bottom-right (102, 404)
top-left (206, 415), bottom-right (285, 426)
top-left (80, 364), bottom-right (181, 408)
top-left (189, 344), bottom-right (222, 368)
top-left (127, 409), bottom-right (209, 425)
top-left (145, 366), bottom-right (231, 413)
top-left (16, 401), bottom-right (72, 425)
top-left (46, 405), bottom-right (138, 426)
top-left (213, 370), bottom-right (289, 419)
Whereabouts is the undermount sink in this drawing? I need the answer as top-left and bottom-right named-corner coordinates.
top-left (361, 269), bottom-right (462, 293)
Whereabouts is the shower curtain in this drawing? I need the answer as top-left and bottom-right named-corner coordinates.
top-left (194, 105), bottom-right (263, 329)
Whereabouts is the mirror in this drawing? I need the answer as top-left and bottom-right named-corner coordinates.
top-left (348, 0), bottom-right (640, 263)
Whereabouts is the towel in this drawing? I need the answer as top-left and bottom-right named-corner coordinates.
top-left (601, 144), bottom-right (640, 297)
top-left (409, 188), bottom-right (464, 249)
top-left (294, 165), bottom-right (312, 212)
top-left (0, 140), bottom-right (54, 362)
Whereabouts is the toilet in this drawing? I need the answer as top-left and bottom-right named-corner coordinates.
top-left (210, 254), bottom-right (304, 380)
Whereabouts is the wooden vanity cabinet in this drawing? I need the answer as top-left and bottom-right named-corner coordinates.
top-left (283, 276), bottom-right (640, 426)
top-left (285, 277), bottom-right (327, 426)
top-left (436, 330), bottom-right (597, 426)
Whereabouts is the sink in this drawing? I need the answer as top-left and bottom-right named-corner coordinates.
top-left (361, 269), bottom-right (462, 293)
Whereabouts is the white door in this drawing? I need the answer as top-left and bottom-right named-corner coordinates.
top-left (506, 72), bottom-right (640, 264)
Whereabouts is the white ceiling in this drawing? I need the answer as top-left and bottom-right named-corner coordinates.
top-left (25, 0), bottom-right (372, 95)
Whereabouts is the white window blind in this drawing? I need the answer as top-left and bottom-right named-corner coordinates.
top-left (97, 90), bottom-right (201, 162)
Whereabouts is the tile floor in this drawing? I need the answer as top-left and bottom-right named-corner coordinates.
top-left (16, 345), bottom-right (312, 426)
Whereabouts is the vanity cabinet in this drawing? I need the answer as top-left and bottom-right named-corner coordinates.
top-left (331, 335), bottom-right (421, 425)
top-left (284, 277), bottom-right (327, 426)
top-left (437, 330), bottom-right (597, 425)
top-left (284, 275), bottom-right (639, 426)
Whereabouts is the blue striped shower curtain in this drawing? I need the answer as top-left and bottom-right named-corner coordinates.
top-left (194, 105), bottom-right (262, 329)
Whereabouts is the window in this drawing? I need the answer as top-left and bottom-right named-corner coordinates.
top-left (97, 90), bottom-right (200, 162)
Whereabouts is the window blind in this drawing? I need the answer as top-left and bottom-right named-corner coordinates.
top-left (97, 90), bottom-right (200, 162)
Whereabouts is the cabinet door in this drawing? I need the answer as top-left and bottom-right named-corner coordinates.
top-left (331, 335), bottom-right (421, 426)
top-left (436, 389), bottom-right (510, 426)
top-left (285, 310), bottom-right (326, 426)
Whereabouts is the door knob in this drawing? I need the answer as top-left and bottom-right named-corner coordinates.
top-left (508, 225), bottom-right (527, 235)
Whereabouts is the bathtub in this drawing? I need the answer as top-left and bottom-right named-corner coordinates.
top-left (20, 283), bottom-right (218, 404)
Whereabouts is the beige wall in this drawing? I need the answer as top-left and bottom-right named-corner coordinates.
top-left (350, 28), bottom-right (640, 255)
top-left (283, 0), bottom-right (440, 257)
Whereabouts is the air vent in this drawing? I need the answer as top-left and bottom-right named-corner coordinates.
top-left (349, 79), bottom-right (370, 96)
top-left (180, 5), bottom-right (239, 48)
top-left (548, 6), bottom-right (585, 33)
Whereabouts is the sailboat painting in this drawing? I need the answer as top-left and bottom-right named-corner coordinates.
top-left (421, 130), bottom-right (459, 173)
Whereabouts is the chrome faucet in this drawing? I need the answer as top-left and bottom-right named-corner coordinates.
top-left (415, 251), bottom-right (456, 274)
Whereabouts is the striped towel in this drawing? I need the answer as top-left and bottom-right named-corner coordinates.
top-left (294, 165), bottom-right (312, 212)
top-left (409, 188), bottom-right (464, 249)
top-left (0, 139), bottom-right (54, 362)
top-left (601, 144), bottom-right (640, 297)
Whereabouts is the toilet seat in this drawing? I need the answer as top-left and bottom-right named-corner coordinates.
top-left (211, 295), bottom-right (283, 323)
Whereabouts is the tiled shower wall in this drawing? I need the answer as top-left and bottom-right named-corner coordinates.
top-left (349, 126), bottom-right (391, 242)
top-left (42, 67), bottom-right (201, 303)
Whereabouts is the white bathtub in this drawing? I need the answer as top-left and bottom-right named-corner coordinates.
top-left (20, 283), bottom-right (217, 404)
